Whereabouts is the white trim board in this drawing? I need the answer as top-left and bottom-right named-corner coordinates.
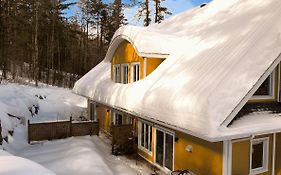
top-left (223, 140), bottom-right (232, 175)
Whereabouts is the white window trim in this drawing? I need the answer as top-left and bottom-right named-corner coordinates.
top-left (249, 137), bottom-right (269, 175)
top-left (251, 72), bottom-right (275, 100)
top-left (111, 110), bottom-right (123, 125)
top-left (121, 64), bottom-right (129, 84)
top-left (131, 62), bottom-right (140, 83)
top-left (138, 121), bottom-right (153, 156)
top-left (113, 64), bottom-right (121, 83)
top-left (154, 126), bottom-right (175, 172)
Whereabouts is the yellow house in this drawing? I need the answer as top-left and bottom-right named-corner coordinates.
top-left (73, 0), bottom-right (281, 174)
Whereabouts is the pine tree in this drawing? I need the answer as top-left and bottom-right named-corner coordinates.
top-left (111, 0), bottom-right (127, 31)
top-left (154, 0), bottom-right (171, 23)
top-left (137, 0), bottom-right (151, 26)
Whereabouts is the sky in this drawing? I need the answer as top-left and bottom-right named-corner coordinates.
top-left (64, 0), bottom-right (212, 25)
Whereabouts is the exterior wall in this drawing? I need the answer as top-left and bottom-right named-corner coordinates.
top-left (232, 138), bottom-right (251, 175)
top-left (275, 133), bottom-right (281, 175)
top-left (94, 101), bottom-right (223, 175)
top-left (232, 134), bottom-right (273, 175)
top-left (146, 58), bottom-right (164, 76)
top-left (111, 41), bottom-right (164, 81)
top-left (96, 104), bottom-right (111, 134)
top-left (174, 131), bottom-right (223, 175)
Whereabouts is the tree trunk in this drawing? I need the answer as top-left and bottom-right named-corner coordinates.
top-left (33, 1), bottom-right (39, 86)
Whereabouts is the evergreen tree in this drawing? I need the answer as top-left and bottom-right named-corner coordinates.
top-left (154, 0), bottom-right (171, 23)
top-left (136, 0), bottom-right (151, 26)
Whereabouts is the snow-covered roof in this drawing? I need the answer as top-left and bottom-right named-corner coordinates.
top-left (73, 0), bottom-right (281, 142)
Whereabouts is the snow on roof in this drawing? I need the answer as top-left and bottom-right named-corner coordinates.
top-left (73, 0), bottom-right (281, 141)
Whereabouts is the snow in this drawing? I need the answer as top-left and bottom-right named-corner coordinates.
top-left (0, 83), bottom-right (86, 137)
top-left (0, 83), bottom-right (150, 175)
top-left (16, 136), bottom-right (142, 175)
top-left (73, 0), bottom-right (281, 141)
top-left (0, 150), bottom-right (55, 175)
top-left (2, 125), bottom-right (147, 175)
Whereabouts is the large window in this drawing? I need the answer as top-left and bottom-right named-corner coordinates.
top-left (138, 121), bottom-right (152, 153)
top-left (121, 64), bottom-right (129, 84)
top-left (156, 129), bottom-right (174, 171)
top-left (250, 138), bottom-right (269, 174)
top-left (131, 63), bottom-right (140, 82)
top-left (113, 65), bottom-right (121, 83)
top-left (253, 73), bottom-right (274, 99)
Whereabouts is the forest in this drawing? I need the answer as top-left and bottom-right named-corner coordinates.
top-left (0, 0), bottom-right (171, 87)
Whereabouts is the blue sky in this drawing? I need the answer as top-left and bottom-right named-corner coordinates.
top-left (64, 0), bottom-right (212, 25)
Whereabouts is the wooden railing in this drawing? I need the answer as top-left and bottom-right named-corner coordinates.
top-left (28, 118), bottom-right (99, 143)
top-left (111, 124), bottom-right (134, 155)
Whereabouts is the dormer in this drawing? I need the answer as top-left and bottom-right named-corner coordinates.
top-left (111, 41), bottom-right (165, 84)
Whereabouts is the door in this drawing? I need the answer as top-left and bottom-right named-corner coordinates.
top-left (155, 129), bottom-right (174, 171)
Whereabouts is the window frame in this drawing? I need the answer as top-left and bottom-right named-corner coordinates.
top-left (251, 72), bottom-right (275, 100)
top-left (121, 64), bottom-right (129, 84)
top-left (113, 64), bottom-right (121, 83)
top-left (111, 110), bottom-right (123, 126)
top-left (131, 62), bottom-right (140, 83)
top-left (249, 137), bottom-right (269, 175)
top-left (138, 121), bottom-right (153, 155)
top-left (154, 126), bottom-right (175, 172)
top-left (89, 101), bottom-right (97, 121)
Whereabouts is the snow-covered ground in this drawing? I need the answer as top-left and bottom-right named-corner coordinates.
top-left (0, 83), bottom-right (151, 175)
top-left (0, 149), bottom-right (55, 175)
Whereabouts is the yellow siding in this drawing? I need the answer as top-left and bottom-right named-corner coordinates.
top-left (96, 104), bottom-right (111, 134)
top-left (174, 131), bottom-right (223, 175)
top-left (232, 134), bottom-right (273, 175)
top-left (111, 41), bottom-right (164, 81)
top-left (275, 133), bottom-right (281, 175)
top-left (232, 139), bottom-right (250, 175)
top-left (146, 58), bottom-right (164, 76)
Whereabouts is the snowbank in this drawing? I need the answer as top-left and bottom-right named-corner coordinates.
top-left (0, 150), bottom-right (55, 175)
top-left (0, 83), bottom-right (86, 138)
top-left (17, 136), bottom-right (142, 175)
top-left (73, 0), bottom-right (281, 141)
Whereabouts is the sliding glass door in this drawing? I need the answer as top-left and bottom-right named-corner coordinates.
top-left (155, 129), bottom-right (174, 171)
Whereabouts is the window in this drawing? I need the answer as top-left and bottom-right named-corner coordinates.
top-left (138, 121), bottom-right (152, 153)
top-left (156, 129), bottom-right (174, 171)
top-left (250, 138), bottom-right (269, 174)
top-left (89, 101), bottom-right (97, 121)
top-left (252, 73), bottom-right (274, 99)
top-left (113, 65), bottom-right (121, 83)
top-left (126, 116), bottom-right (133, 125)
top-left (111, 111), bottom-right (123, 126)
top-left (131, 63), bottom-right (140, 82)
top-left (121, 64), bottom-right (129, 84)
